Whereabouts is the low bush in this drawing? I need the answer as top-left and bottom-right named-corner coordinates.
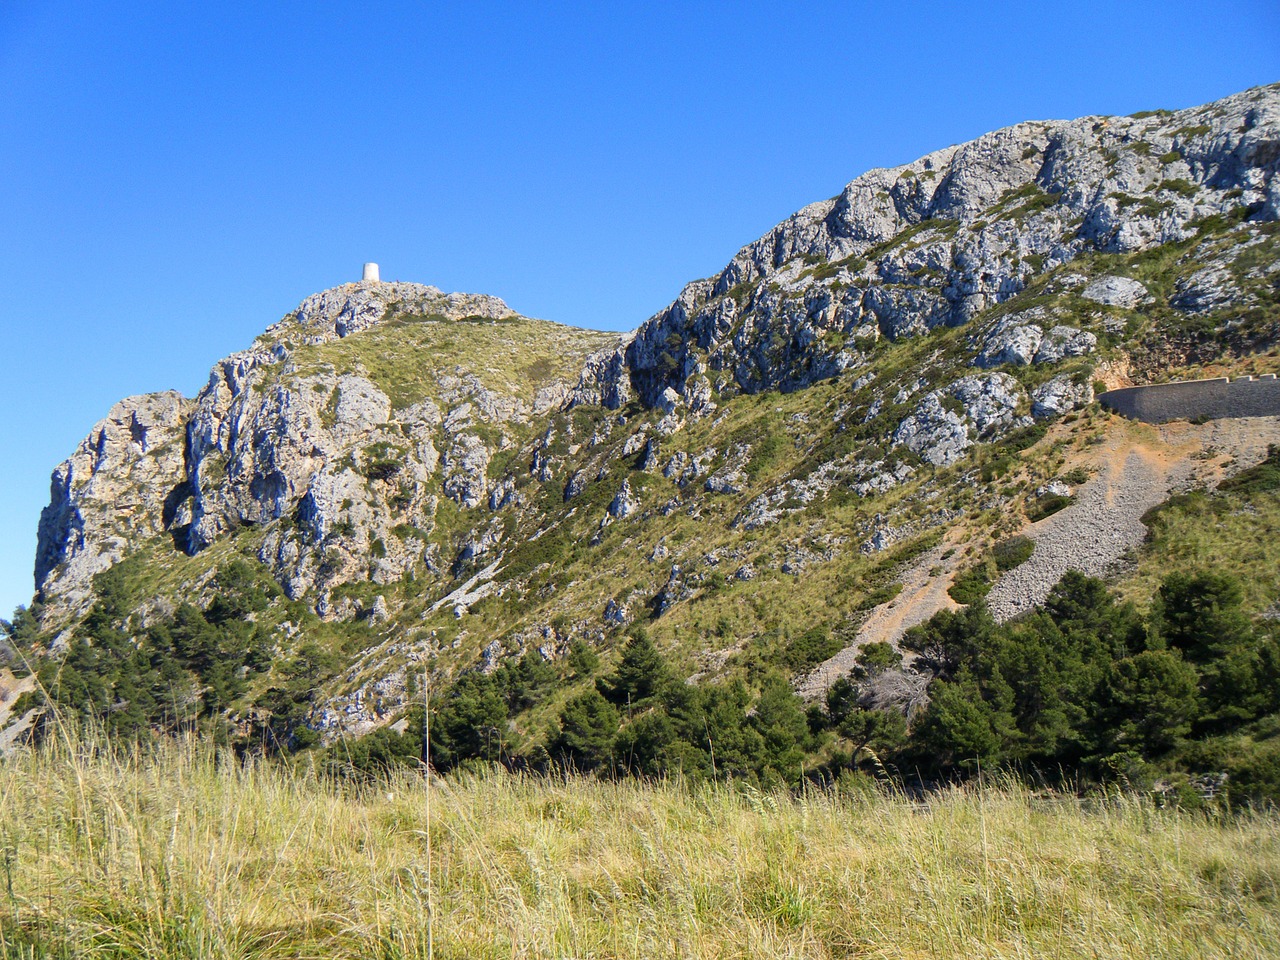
top-left (992, 535), bottom-right (1035, 571)
top-left (948, 563), bottom-right (993, 605)
top-left (1217, 444), bottom-right (1280, 494)
top-left (1028, 493), bottom-right (1074, 522)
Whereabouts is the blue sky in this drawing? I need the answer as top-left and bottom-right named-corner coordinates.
top-left (1, 1), bottom-right (1277, 619)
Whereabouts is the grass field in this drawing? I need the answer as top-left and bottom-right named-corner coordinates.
top-left (0, 734), bottom-right (1277, 959)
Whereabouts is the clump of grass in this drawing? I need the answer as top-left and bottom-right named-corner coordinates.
top-left (991, 534), bottom-right (1035, 571)
top-left (3, 730), bottom-right (1276, 958)
top-left (1218, 444), bottom-right (1280, 495)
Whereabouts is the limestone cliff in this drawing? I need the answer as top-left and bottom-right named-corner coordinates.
top-left (36, 392), bottom-right (191, 609)
top-left (604, 83), bottom-right (1279, 415)
top-left (36, 283), bottom-right (622, 615)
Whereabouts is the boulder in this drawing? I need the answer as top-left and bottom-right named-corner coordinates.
top-left (1033, 326), bottom-right (1097, 364)
top-left (1080, 275), bottom-right (1149, 308)
top-left (1031, 375), bottom-right (1094, 419)
top-left (608, 480), bottom-right (638, 519)
top-left (975, 316), bottom-right (1044, 367)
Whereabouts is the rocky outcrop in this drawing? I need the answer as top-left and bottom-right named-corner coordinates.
top-left (620, 84), bottom-right (1280, 409)
top-left (1031, 376), bottom-right (1095, 419)
top-left (1081, 275), bottom-right (1150, 308)
top-left (974, 311), bottom-right (1097, 369)
top-left (286, 281), bottom-right (514, 345)
top-left (976, 312), bottom-right (1049, 367)
top-left (1034, 326), bottom-right (1097, 364)
top-left (608, 480), bottom-right (638, 518)
top-left (893, 374), bottom-right (1027, 466)
top-left (35, 392), bottom-right (191, 610)
top-left (34, 283), bottom-right (603, 615)
top-left (568, 338), bottom-right (633, 410)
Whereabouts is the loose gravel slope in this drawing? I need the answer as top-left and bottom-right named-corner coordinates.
top-left (988, 416), bottom-right (1280, 622)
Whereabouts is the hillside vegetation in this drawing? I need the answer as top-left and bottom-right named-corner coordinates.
top-left (9, 447), bottom-right (1280, 807)
top-left (6, 83), bottom-right (1280, 805)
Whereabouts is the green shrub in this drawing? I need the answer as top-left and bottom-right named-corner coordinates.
top-left (1028, 493), bottom-right (1074, 522)
top-left (1002, 422), bottom-right (1049, 455)
top-left (1062, 466), bottom-right (1091, 486)
top-left (853, 582), bottom-right (903, 612)
top-left (1159, 178), bottom-right (1199, 198)
top-left (981, 455), bottom-right (1014, 483)
top-left (780, 626), bottom-right (844, 673)
top-left (948, 563), bottom-right (993, 605)
top-left (1217, 444), bottom-right (1280, 494)
top-left (992, 535), bottom-right (1035, 572)
top-left (503, 529), bottom-right (570, 579)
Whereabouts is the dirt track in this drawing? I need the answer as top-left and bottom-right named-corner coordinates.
top-left (797, 541), bottom-right (958, 700)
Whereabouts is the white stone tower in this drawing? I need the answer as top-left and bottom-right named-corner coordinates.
top-left (362, 262), bottom-right (381, 283)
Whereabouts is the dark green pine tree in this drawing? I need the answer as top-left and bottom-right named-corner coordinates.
top-left (750, 675), bottom-right (811, 785)
top-left (598, 628), bottom-right (672, 712)
top-left (433, 672), bottom-right (508, 767)
top-left (1155, 571), bottom-right (1251, 665)
top-left (551, 690), bottom-right (619, 772)
top-left (1091, 650), bottom-right (1200, 759)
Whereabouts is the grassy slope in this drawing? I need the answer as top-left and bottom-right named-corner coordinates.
top-left (1106, 445), bottom-right (1280, 797)
top-left (1119, 455), bottom-right (1280, 616)
top-left (1, 734), bottom-right (1277, 960)
top-left (281, 312), bottom-right (621, 410)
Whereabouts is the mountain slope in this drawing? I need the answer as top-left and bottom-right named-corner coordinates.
top-left (15, 83), bottom-right (1280, 750)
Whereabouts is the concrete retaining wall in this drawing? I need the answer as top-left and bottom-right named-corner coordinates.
top-left (1100, 375), bottom-right (1280, 423)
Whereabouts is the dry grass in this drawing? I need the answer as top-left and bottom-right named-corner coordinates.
top-left (282, 315), bottom-right (619, 409)
top-left (1, 734), bottom-right (1277, 958)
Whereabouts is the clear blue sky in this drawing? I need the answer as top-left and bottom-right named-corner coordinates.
top-left (1, 1), bottom-right (1277, 619)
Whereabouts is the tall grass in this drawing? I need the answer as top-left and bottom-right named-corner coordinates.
top-left (0, 732), bottom-right (1277, 958)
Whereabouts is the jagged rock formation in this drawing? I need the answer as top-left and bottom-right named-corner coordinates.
top-left (36, 392), bottom-right (191, 606)
top-left (37, 282), bottom-right (621, 612)
top-left (583, 83), bottom-right (1279, 417)
top-left (26, 83), bottom-right (1280, 735)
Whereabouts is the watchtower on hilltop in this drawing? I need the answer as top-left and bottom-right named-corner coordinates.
top-left (362, 262), bottom-right (380, 283)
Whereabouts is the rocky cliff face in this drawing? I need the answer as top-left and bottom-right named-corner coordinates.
top-left (601, 84), bottom-right (1279, 419)
top-left (36, 392), bottom-right (191, 609)
top-left (28, 83), bottom-right (1280, 735)
top-left (36, 281), bottom-right (622, 615)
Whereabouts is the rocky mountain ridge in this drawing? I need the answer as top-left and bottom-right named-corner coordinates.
top-left (22, 83), bottom-right (1280, 740)
top-left (582, 83), bottom-right (1279, 414)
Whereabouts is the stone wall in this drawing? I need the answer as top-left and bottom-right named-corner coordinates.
top-left (1100, 375), bottom-right (1280, 423)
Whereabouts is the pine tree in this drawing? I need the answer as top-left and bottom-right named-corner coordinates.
top-left (598, 628), bottom-right (672, 711)
top-left (551, 690), bottom-right (619, 772)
